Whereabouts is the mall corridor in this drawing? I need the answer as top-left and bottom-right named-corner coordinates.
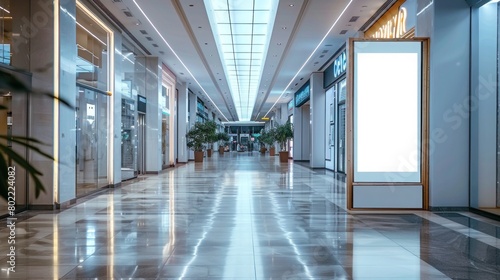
top-left (1, 153), bottom-right (500, 279)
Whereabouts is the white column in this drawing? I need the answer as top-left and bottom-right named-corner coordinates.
top-left (416, 0), bottom-right (470, 208)
top-left (177, 82), bottom-right (189, 163)
top-left (145, 57), bottom-right (162, 173)
top-left (293, 106), bottom-right (303, 160)
top-left (310, 72), bottom-right (325, 168)
top-left (188, 90), bottom-right (197, 160)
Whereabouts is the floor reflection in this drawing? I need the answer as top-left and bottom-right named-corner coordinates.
top-left (1, 152), bottom-right (500, 279)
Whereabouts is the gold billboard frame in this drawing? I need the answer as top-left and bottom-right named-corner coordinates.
top-left (346, 38), bottom-right (430, 211)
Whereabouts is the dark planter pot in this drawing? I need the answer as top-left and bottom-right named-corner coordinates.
top-left (219, 147), bottom-right (224, 155)
top-left (279, 151), bottom-right (289, 163)
top-left (207, 149), bottom-right (212, 157)
top-left (260, 147), bottom-right (267, 154)
top-left (270, 147), bottom-right (275, 156)
top-left (194, 151), bottom-right (204, 162)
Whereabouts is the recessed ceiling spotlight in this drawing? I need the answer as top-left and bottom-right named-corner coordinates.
top-left (277, 43), bottom-right (281, 45)
top-left (282, 27), bottom-right (287, 30)
top-left (189, 4), bottom-right (194, 7)
top-left (198, 26), bottom-right (202, 28)
top-left (289, 4), bottom-right (294, 7)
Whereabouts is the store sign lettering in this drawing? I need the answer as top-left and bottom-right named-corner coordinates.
top-left (370, 7), bottom-right (407, 38)
top-left (333, 51), bottom-right (347, 79)
top-left (295, 83), bottom-right (310, 107)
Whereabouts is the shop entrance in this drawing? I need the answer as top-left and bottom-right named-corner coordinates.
top-left (137, 113), bottom-right (146, 174)
top-left (75, 85), bottom-right (108, 197)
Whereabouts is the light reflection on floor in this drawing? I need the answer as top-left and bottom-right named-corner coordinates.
top-left (0, 152), bottom-right (500, 279)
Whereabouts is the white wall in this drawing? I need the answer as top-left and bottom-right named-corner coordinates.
top-left (416, 0), bottom-right (471, 208)
top-left (470, 3), bottom-right (498, 208)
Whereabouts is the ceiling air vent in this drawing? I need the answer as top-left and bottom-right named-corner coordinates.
top-left (159, 51), bottom-right (165, 55)
top-left (123, 10), bottom-right (133, 17)
top-left (340, 30), bottom-right (348, 35)
top-left (152, 44), bottom-right (158, 47)
top-left (322, 50), bottom-right (328, 54)
top-left (139, 30), bottom-right (148, 34)
top-left (145, 37), bottom-right (153, 41)
top-left (349, 16), bottom-right (359, 22)
top-left (112, 0), bottom-right (122, 2)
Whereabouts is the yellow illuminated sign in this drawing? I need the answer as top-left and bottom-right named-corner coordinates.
top-left (365, 0), bottom-right (412, 39)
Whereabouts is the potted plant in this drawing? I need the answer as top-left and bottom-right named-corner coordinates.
top-left (216, 132), bottom-right (230, 155)
top-left (274, 121), bottom-right (293, 163)
top-left (259, 129), bottom-right (273, 154)
top-left (205, 121), bottom-right (217, 157)
top-left (186, 121), bottom-right (216, 162)
top-left (267, 128), bottom-right (277, 156)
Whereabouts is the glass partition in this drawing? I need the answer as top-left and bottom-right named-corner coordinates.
top-left (75, 2), bottom-right (111, 196)
top-left (76, 86), bottom-right (109, 196)
top-left (76, 4), bottom-right (109, 91)
top-left (120, 41), bottom-right (139, 180)
top-left (0, 0), bottom-right (31, 68)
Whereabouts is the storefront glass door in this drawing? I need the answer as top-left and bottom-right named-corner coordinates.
top-left (76, 86), bottom-right (108, 196)
top-left (337, 79), bottom-right (347, 173)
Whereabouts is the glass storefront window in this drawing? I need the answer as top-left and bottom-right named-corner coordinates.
top-left (0, 0), bottom-right (12, 65)
top-left (76, 5), bottom-right (109, 91)
top-left (75, 3), bottom-right (111, 196)
top-left (0, 0), bottom-right (30, 68)
top-left (120, 41), bottom-right (139, 180)
top-left (337, 79), bottom-right (346, 173)
top-left (162, 85), bottom-right (169, 167)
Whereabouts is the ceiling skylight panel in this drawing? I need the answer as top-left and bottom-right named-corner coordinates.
top-left (234, 44), bottom-right (252, 53)
top-left (252, 24), bottom-right (267, 34)
top-left (205, 0), bottom-right (278, 121)
top-left (228, 0), bottom-right (252, 10)
top-left (217, 24), bottom-right (231, 34)
top-left (230, 10), bottom-right (253, 23)
top-left (232, 23), bottom-right (252, 34)
top-left (214, 10), bottom-right (229, 22)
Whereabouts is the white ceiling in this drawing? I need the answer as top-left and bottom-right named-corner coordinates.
top-left (95, 0), bottom-right (391, 121)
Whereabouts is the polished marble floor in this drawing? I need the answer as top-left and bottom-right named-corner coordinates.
top-left (2, 152), bottom-right (500, 279)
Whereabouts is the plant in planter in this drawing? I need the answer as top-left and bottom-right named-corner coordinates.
top-left (205, 121), bottom-right (218, 157)
top-left (186, 121), bottom-right (216, 162)
top-left (274, 121), bottom-right (293, 162)
top-left (216, 132), bottom-right (230, 155)
top-left (259, 129), bottom-right (274, 154)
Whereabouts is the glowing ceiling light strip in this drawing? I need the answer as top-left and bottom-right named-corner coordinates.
top-left (264, 0), bottom-right (354, 118)
top-left (133, 0), bottom-right (229, 122)
top-left (207, 0), bottom-right (277, 121)
top-left (416, 0), bottom-right (433, 16)
top-left (0, 5), bottom-right (10, 13)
